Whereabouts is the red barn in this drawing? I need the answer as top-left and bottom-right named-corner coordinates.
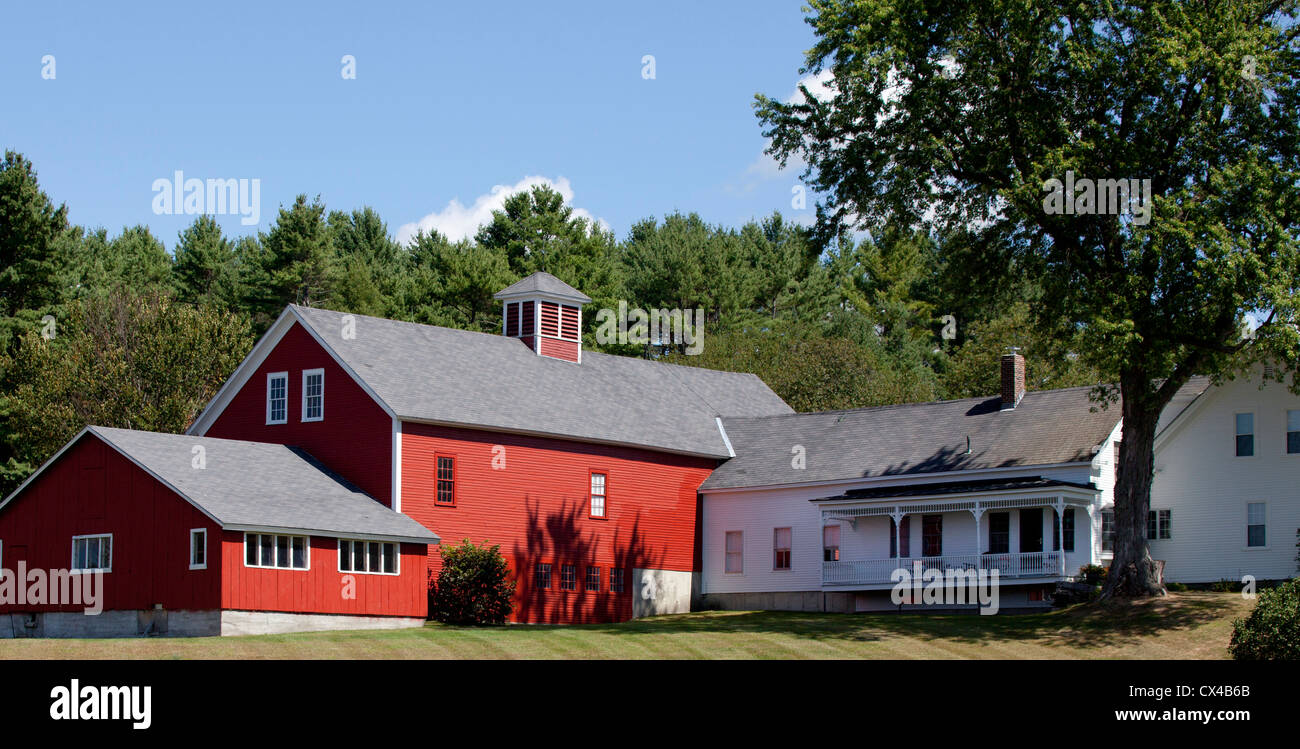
top-left (0, 272), bottom-right (792, 634)
top-left (0, 427), bottom-right (436, 636)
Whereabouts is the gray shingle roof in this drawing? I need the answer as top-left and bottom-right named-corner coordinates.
top-left (703, 378), bottom-right (1214, 491)
top-left (290, 305), bottom-right (793, 457)
top-left (493, 271), bottom-right (592, 304)
top-left (89, 427), bottom-right (438, 544)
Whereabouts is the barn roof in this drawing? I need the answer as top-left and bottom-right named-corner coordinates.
top-left (281, 305), bottom-right (793, 458)
top-left (5, 427), bottom-right (438, 544)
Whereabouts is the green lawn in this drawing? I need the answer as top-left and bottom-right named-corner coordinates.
top-left (0, 592), bottom-right (1251, 659)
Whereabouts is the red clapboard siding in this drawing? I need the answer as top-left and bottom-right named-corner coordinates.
top-left (219, 533), bottom-right (426, 618)
top-left (0, 434), bottom-right (222, 613)
top-left (537, 336), bottom-right (580, 362)
top-left (401, 422), bottom-right (716, 623)
top-left (204, 321), bottom-right (394, 507)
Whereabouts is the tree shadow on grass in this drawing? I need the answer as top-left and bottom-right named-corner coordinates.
top-left (499, 592), bottom-right (1246, 651)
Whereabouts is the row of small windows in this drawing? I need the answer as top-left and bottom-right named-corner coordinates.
top-left (266, 370), bottom-right (324, 425)
top-left (533, 563), bottom-right (625, 593)
top-left (433, 456), bottom-right (609, 518)
top-left (1233, 410), bottom-right (1300, 456)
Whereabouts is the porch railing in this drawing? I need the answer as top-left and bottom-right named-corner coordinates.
top-left (823, 551), bottom-right (1062, 586)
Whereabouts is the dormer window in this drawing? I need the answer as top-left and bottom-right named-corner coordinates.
top-left (266, 372), bottom-right (288, 425)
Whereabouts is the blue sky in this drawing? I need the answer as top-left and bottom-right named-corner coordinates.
top-left (1, 1), bottom-right (820, 248)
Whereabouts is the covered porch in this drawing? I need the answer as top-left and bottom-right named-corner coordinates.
top-left (816, 478), bottom-right (1097, 590)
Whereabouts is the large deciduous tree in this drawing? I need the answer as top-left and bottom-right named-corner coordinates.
top-left (756, 0), bottom-right (1300, 596)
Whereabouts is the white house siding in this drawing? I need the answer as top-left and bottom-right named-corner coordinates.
top-left (1149, 372), bottom-right (1300, 583)
top-left (701, 462), bottom-right (1105, 600)
top-left (1091, 422), bottom-right (1123, 566)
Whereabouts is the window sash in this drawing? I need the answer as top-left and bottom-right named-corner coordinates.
top-left (823, 525), bottom-right (840, 562)
top-left (988, 512), bottom-right (1010, 554)
top-left (190, 529), bottom-right (207, 569)
top-left (337, 539), bottom-right (398, 574)
top-left (267, 373), bottom-right (288, 424)
top-left (302, 370), bottom-right (324, 421)
top-left (244, 533), bottom-right (309, 570)
top-left (560, 564), bottom-right (576, 591)
top-left (535, 563), bottom-right (551, 589)
top-left (922, 514), bottom-right (942, 557)
top-left (436, 456), bottom-right (455, 504)
top-left (590, 473), bottom-right (607, 517)
top-left (585, 566), bottom-right (601, 591)
top-left (610, 568), bottom-right (624, 593)
top-left (1062, 509), bottom-right (1075, 553)
top-left (1235, 413), bottom-right (1254, 456)
top-left (724, 531), bottom-right (743, 573)
top-left (1247, 503), bottom-right (1267, 547)
top-left (71, 534), bottom-right (111, 571)
top-left (1101, 510), bottom-right (1115, 552)
top-left (773, 528), bottom-right (791, 570)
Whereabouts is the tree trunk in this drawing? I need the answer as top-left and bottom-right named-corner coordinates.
top-left (1101, 375), bottom-right (1167, 598)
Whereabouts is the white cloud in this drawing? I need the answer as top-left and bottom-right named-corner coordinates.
top-left (396, 175), bottom-right (607, 246)
top-left (740, 70), bottom-right (837, 185)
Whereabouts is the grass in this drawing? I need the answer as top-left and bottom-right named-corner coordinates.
top-left (0, 592), bottom-right (1251, 660)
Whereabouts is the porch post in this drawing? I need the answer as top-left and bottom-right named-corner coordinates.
top-left (891, 508), bottom-right (903, 563)
top-left (971, 505), bottom-right (985, 557)
top-left (1055, 498), bottom-right (1066, 576)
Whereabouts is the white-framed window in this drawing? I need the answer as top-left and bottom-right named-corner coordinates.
top-left (266, 372), bottom-right (288, 425)
top-left (724, 530), bottom-right (743, 574)
top-left (71, 533), bottom-right (112, 573)
top-left (1147, 509), bottom-right (1171, 540)
top-left (243, 533), bottom-right (309, 570)
top-left (1287, 410), bottom-right (1300, 454)
top-left (1247, 502), bottom-right (1267, 548)
top-left (189, 528), bottom-right (207, 570)
top-left (823, 524), bottom-right (840, 562)
top-left (337, 539), bottom-right (398, 575)
top-left (301, 369), bottom-right (324, 422)
top-left (590, 472), bottom-right (606, 517)
top-left (1235, 412), bottom-right (1254, 456)
top-left (773, 527), bottom-right (792, 570)
top-left (1101, 509), bottom-right (1115, 553)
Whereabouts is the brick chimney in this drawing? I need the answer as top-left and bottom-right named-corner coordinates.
top-left (1000, 351), bottom-right (1026, 409)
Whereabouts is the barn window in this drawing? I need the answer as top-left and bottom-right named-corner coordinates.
top-left (560, 564), bottom-right (576, 591)
top-left (266, 372), bottom-right (288, 424)
top-left (189, 529), bottom-right (207, 570)
top-left (590, 472), bottom-right (606, 517)
top-left (585, 566), bottom-right (601, 591)
top-left (609, 567), bottom-right (624, 593)
top-left (243, 533), bottom-right (309, 570)
top-left (301, 369), bottom-right (324, 422)
top-left (773, 527), bottom-right (792, 570)
top-left (534, 563), bottom-right (551, 590)
top-left (71, 533), bottom-right (112, 572)
top-left (436, 456), bottom-right (456, 505)
top-left (338, 539), bottom-right (398, 574)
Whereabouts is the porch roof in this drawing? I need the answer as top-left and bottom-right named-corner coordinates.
top-left (813, 476), bottom-right (1096, 503)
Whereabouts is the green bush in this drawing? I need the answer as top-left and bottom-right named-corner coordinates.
top-left (429, 539), bottom-right (516, 625)
top-left (1078, 564), bottom-right (1108, 586)
top-left (1211, 578), bottom-right (1239, 593)
top-left (1229, 577), bottom-right (1300, 660)
top-left (1165, 582), bottom-right (1188, 592)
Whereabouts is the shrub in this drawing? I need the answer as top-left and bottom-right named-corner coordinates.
top-left (1211, 578), bottom-right (1239, 593)
top-left (1165, 582), bottom-right (1188, 592)
top-left (1078, 564), bottom-right (1108, 586)
top-left (429, 539), bottom-right (516, 625)
top-left (1229, 577), bottom-right (1300, 660)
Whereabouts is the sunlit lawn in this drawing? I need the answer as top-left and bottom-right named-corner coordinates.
top-left (0, 591), bottom-right (1250, 660)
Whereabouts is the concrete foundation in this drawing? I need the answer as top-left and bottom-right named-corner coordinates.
top-left (696, 590), bottom-right (855, 613)
top-left (0, 609), bottom-right (424, 638)
top-left (632, 568), bottom-right (694, 617)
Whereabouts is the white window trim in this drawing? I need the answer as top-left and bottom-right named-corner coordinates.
top-left (266, 371), bottom-right (289, 425)
top-left (336, 538), bottom-right (400, 575)
top-left (243, 532), bottom-right (311, 570)
top-left (189, 528), bottom-right (208, 570)
top-left (1147, 508), bottom-right (1172, 541)
top-left (301, 368), bottom-right (324, 423)
top-left (773, 527), bottom-right (792, 571)
top-left (71, 533), bottom-right (112, 574)
top-left (1245, 501), bottom-right (1269, 551)
top-left (724, 530), bottom-right (744, 575)
top-left (1234, 411), bottom-right (1256, 458)
top-left (1286, 409), bottom-right (1300, 455)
